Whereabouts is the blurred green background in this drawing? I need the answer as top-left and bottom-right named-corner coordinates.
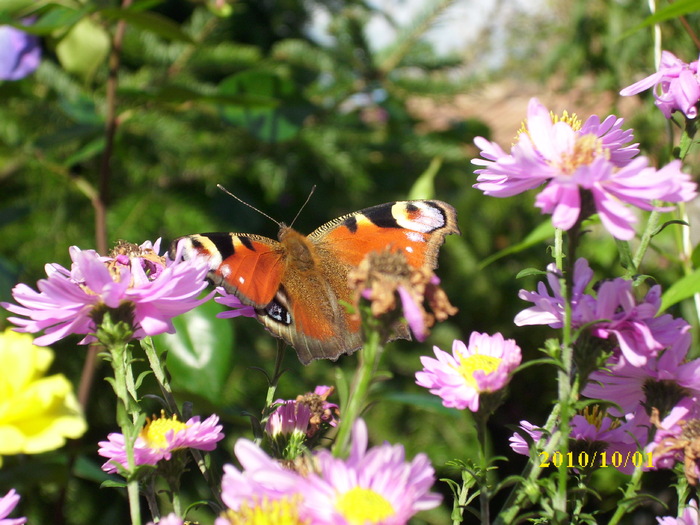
top-left (1, 0), bottom-right (698, 523)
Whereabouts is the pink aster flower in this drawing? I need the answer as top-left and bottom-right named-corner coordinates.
top-left (644, 397), bottom-right (700, 486)
top-left (657, 499), bottom-right (699, 525)
top-left (583, 330), bottom-right (699, 418)
top-left (0, 490), bottom-right (26, 525)
top-left (415, 332), bottom-right (522, 412)
top-left (218, 438), bottom-right (310, 524)
top-left (304, 419), bottom-right (441, 525)
top-left (98, 412), bottom-right (223, 474)
top-left (621, 50), bottom-right (700, 119)
top-left (214, 287), bottom-right (256, 319)
top-left (2, 239), bottom-right (214, 346)
top-left (511, 407), bottom-right (642, 474)
top-left (516, 258), bottom-right (690, 367)
top-left (472, 98), bottom-right (696, 240)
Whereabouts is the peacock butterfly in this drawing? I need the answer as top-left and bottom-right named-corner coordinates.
top-left (171, 200), bottom-right (459, 364)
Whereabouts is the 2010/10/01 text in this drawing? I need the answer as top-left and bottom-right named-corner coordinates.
top-left (539, 450), bottom-right (653, 469)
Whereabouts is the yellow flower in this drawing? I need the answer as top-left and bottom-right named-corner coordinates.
top-left (0, 329), bottom-right (87, 461)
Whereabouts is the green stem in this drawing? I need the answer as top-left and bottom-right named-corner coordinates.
top-left (476, 412), bottom-right (491, 525)
top-left (606, 465), bottom-right (644, 525)
top-left (140, 337), bottom-right (223, 509)
top-left (105, 339), bottom-right (142, 525)
top-left (332, 314), bottom-right (383, 458)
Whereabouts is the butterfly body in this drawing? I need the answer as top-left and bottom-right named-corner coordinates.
top-left (173, 200), bottom-right (459, 364)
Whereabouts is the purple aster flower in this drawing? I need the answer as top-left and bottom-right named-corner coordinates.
top-left (214, 287), bottom-right (256, 319)
top-left (516, 258), bottom-right (690, 367)
top-left (644, 398), bottom-right (700, 486)
top-left (415, 332), bottom-right (522, 412)
top-left (621, 50), bottom-right (700, 119)
top-left (2, 239), bottom-right (214, 346)
top-left (0, 490), bottom-right (26, 525)
top-left (266, 401), bottom-right (313, 439)
top-left (304, 418), bottom-right (442, 524)
top-left (583, 330), bottom-right (698, 418)
top-left (509, 420), bottom-right (544, 456)
top-left (511, 407), bottom-right (643, 474)
top-left (472, 98), bottom-right (696, 240)
top-left (0, 21), bottom-right (41, 81)
top-left (98, 412), bottom-right (223, 474)
top-left (657, 499), bottom-right (699, 525)
top-left (218, 438), bottom-right (310, 524)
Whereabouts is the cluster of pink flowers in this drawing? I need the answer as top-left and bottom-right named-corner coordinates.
top-left (472, 98), bottom-right (696, 240)
top-left (514, 257), bottom-right (700, 481)
top-left (2, 239), bottom-right (213, 345)
top-left (218, 419), bottom-right (441, 524)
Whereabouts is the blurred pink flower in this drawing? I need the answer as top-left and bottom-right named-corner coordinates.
top-left (472, 98), bottom-right (696, 240)
top-left (2, 239), bottom-right (214, 346)
top-left (98, 413), bottom-right (223, 474)
top-left (218, 438), bottom-right (309, 524)
top-left (0, 490), bottom-right (25, 525)
top-left (305, 419), bottom-right (441, 524)
top-left (657, 499), bottom-right (699, 525)
top-left (0, 21), bottom-right (41, 81)
top-left (621, 50), bottom-right (700, 119)
top-left (415, 332), bottom-right (521, 412)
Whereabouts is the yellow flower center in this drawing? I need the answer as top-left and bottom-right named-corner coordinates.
top-left (550, 110), bottom-right (582, 130)
top-left (555, 133), bottom-right (606, 174)
top-left (220, 496), bottom-right (308, 525)
top-left (140, 412), bottom-right (188, 449)
top-left (581, 405), bottom-right (619, 431)
top-left (456, 353), bottom-right (502, 389)
top-left (336, 487), bottom-right (395, 524)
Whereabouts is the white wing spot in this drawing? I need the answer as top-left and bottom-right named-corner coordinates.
top-left (405, 231), bottom-right (425, 243)
top-left (238, 275), bottom-right (245, 284)
top-left (405, 246), bottom-right (414, 253)
top-left (219, 264), bottom-right (231, 278)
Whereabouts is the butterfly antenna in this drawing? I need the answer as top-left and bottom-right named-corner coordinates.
top-left (289, 185), bottom-right (316, 229)
top-left (216, 184), bottom-right (281, 227)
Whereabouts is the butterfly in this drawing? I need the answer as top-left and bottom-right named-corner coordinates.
top-left (172, 200), bottom-right (459, 364)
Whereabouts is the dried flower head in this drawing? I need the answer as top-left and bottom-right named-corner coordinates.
top-left (348, 248), bottom-right (457, 342)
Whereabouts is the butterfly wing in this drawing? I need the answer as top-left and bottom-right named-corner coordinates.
top-left (174, 233), bottom-right (285, 307)
top-left (310, 200), bottom-right (460, 269)
top-left (261, 200), bottom-right (459, 363)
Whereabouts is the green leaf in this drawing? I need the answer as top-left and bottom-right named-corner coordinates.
top-left (155, 299), bottom-right (235, 405)
top-left (407, 156), bottom-right (442, 200)
top-left (100, 7), bottom-right (193, 43)
top-left (620, 0), bottom-right (700, 38)
top-left (218, 71), bottom-right (312, 143)
top-left (55, 17), bottom-right (110, 79)
top-left (381, 391), bottom-right (462, 417)
top-left (660, 270), bottom-right (700, 311)
top-left (478, 220), bottom-right (555, 269)
top-left (18, 5), bottom-right (91, 35)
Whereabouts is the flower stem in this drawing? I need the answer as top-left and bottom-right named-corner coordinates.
top-left (332, 306), bottom-right (384, 457)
